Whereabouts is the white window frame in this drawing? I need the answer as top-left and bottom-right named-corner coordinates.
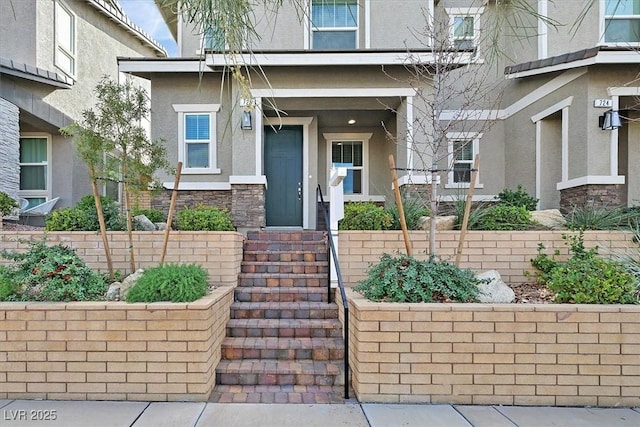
top-left (18, 133), bottom-right (53, 204)
top-left (446, 7), bottom-right (484, 51)
top-left (324, 132), bottom-right (372, 200)
top-left (54, 0), bottom-right (76, 78)
top-left (445, 132), bottom-right (483, 189)
top-left (310, 0), bottom-right (360, 50)
top-left (173, 104), bottom-right (221, 174)
top-left (600, 0), bottom-right (640, 46)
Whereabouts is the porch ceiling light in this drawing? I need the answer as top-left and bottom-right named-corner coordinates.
top-left (348, 119), bottom-right (356, 125)
top-left (241, 110), bottom-right (252, 130)
top-left (599, 110), bottom-right (622, 130)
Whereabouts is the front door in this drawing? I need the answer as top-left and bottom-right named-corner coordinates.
top-left (264, 126), bottom-right (303, 227)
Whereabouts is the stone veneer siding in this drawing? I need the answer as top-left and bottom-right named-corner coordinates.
top-left (0, 231), bottom-right (244, 280)
top-left (0, 98), bottom-right (20, 201)
top-left (0, 287), bottom-right (234, 401)
top-left (560, 184), bottom-right (622, 214)
top-left (151, 190), bottom-right (232, 218)
top-left (342, 289), bottom-right (640, 406)
top-left (337, 230), bottom-right (636, 286)
top-left (231, 184), bottom-right (265, 230)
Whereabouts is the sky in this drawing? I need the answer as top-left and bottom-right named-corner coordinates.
top-left (119, 0), bottom-right (178, 57)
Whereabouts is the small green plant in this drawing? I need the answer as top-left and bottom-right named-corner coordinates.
top-left (0, 239), bottom-right (108, 301)
top-left (126, 263), bottom-right (209, 303)
top-left (496, 185), bottom-right (538, 211)
top-left (385, 197), bottom-right (429, 230)
top-left (0, 265), bottom-right (19, 301)
top-left (564, 204), bottom-right (636, 231)
top-left (132, 208), bottom-right (164, 223)
top-left (354, 253), bottom-right (481, 303)
top-left (45, 195), bottom-right (125, 231)
top-left (176, 205), bottom-right (235, 231)
top-left (473, 204), bottom-right (532, 231)
top-left (339, 202), bottom-right (392, 230)
top-left (452, 199), bottom-right (492, 230)
top-left (531, 232), bottom-right (638, 304)
top-left (0, 191), bottom-right (18, 216)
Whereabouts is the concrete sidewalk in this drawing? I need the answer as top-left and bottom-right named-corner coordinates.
top-left (2, 400), bottom-right (640, 427)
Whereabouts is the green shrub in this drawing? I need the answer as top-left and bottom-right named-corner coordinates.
top-left (564, 204), bottom-right (636, 231)
top-left (473, 204), bottom-right (532, 231)
top-left (496, 185), bottom-right (538, 211)
top-left (126, 263), bottom-right (209, 303)
top-left (354, 253), bottom-right (480, 303)
top-left (452, 199), bottom-right (492, 230)
top-left (0, 191), bottom-right (18, 216)
top-left (45, 195), bottom-right (125, 231)
top-left (339, 202), bottom-right (392, 230)
top-left (0, 239), bottom-right (108, 301)
top-left (532, 233), bottom-right (639, 304)
top-left (386, 197), bottom-right (429, 230)
top-left (0, 266), bottom-right (19, 301)
top-left (132, 208), bottom-right (164, 223)
top-left (176, 206), bottom-right (234, 231)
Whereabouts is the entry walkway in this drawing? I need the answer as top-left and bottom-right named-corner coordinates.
top-left (2, 400), bottom-right (640, 426)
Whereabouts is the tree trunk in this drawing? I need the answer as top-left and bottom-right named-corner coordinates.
top-left (90, 177), bottom-right (114, 278)
top-left (124, 185), bottom-right (136, 274)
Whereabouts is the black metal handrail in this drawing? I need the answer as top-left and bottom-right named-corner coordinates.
top-left (316, 184), bottom-right (350, 400)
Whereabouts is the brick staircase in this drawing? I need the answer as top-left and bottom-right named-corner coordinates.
top-left (208, 231), bottom-right (347, 404)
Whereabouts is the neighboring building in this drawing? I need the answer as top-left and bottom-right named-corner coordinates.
top-left (120, 0), bottom-right (640, 232)
top-left (0, 0), bottom-right (166, 212)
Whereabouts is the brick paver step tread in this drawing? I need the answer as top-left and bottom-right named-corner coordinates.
top-left (234, 287), bottom-right (328, 302)
top-left (230, 301), bottom-right (339, 319)
top-left (227, 318), bottom-right (341, 328)
top-left (241, 261), bottom-right (329, 274)
top-left (208, 384), bottom-right (344, 404)
top-left (245, 231), bottom-right (326, 241)
top-left (217, 359), bottom-right (342, 375)
top-left (242, 251), bottom-right (328, 262)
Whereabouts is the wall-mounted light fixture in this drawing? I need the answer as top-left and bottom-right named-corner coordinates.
top-left (241, 110), bottom-right (252, 130)
top-left (599, 110), bottom-right (622, 130)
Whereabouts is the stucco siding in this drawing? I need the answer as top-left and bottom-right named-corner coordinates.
top-left (0, 0), bottom-right (37, 65)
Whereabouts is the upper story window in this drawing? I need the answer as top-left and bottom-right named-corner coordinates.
top-left (173, 104), bottom-right (221, 174)
top-left (55, 1), bottom-right (76, 77)
top-left (604, 0), bottom-right (640, 44)
top-left (311, 0), bottom-right (358, 49)
top-left (446, 7), bottom-right (484, 50)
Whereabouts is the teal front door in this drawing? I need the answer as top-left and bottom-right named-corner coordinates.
top-left (264, 126), bottom-right (303, 227)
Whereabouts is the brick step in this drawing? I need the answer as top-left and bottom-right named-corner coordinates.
top-left (234, 286), bottom-right (328, 303)
top-left (208, 384), bottom-right (345, 404)
top-left (243, 251), bottom-right (328, 263)
top-left (216, 359), bottom-right (343, 386)
top-left (230, 301), bottom-right (338, 320)
top-left (237, 274), bottom-right (326, 289)
top-left (243, 240), bottom-right (327, 253)
top-left (221, 337), bottom-right (344, 361)
top-left (226, 318), bottom-right (343, 338)
top-left (241, 261), bottom-right (328, 274)
top-left (246, 231), bottom-right (326, 242)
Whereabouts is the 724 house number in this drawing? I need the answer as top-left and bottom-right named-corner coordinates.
top-left (3, 409), bottom-right (58, 421)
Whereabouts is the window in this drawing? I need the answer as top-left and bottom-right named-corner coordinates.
top-left (311, 0), bottom-right (358, 49)
top-left (447, 7), bottom-right (484, 50)
top-left (604, 0), bottom-right (640, 44)
top-left (446, 132), bottom-right (483, 189)
top-left (325, 133), bottom-right (371, 198)
top-left (173, 104), bottom-right (221, 174)
top-left (55, 1), bottom-right (76, 77)
top-left (19, 135), bottom-right (51, 208)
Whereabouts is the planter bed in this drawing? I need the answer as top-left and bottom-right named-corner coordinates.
top-left (343, 289), bottom-right (640, 406)
top-left (0, 286), bottom-right (234, 401)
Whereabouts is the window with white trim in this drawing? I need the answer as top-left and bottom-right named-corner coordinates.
top-left (311, 0), bottom-right (358, 49)
top-left (19, 135), bottom-right (52, 208)
top-left (325, 133), bottom-right (371, 198)
top-left (446, 132), bottom-right (483, 188)
top-left (55, 1), bottom-right (76, 77)
top-left (604, 0), bottom-right (640, 44)
top-left (446, 7), bottom-right (484, 50)
top-left (173, 104), bottom-right (221, 174)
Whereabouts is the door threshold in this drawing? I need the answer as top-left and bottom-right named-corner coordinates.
top-left (263, 226), bottom-right (304, 231)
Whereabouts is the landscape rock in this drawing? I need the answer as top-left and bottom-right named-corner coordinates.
top-left (476, 270), bottom-right (515, 303)
top-left (418, 215), bottom-right (457, 231)
top-left (120, 269), bottom-right (144, 299)
top-left (531, 209), bottom-right (566, 229)
top-left (155, 222), bottom-right (167, 231)
top-left (106, 283), bottom-right (121, 301)
top-left (134, 214), bottom-right (156, 231)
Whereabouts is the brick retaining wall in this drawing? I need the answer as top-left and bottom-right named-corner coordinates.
top-left (338, 231), bottom-right (636, 286)
top-left (343, 289), bottom-right (640, 406)
top-left (0, 286), bottom-right (234, 401)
